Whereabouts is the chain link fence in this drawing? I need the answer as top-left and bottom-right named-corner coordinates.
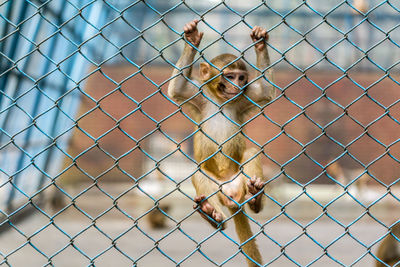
top-left (1, 0), bottom-right (400, 266)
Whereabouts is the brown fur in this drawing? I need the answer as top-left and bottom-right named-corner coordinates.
top-left (326, 161), bottom-right (369, 193)
top-left (376, 223), bottom-right (400, 267)
top-left (147, 204), bottom-right (170, 229)
top-left (210, 54), bottom-right (248, 71)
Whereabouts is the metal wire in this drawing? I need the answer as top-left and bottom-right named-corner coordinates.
top-left (0, 0), bottom-right (400, 266)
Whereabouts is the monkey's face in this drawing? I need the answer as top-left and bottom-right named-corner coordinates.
top-left (200, 61), bottom-right (248, 102)
top-left (217, 69), bottom-right (248, 100)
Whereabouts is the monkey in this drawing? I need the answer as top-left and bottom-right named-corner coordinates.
top-left (168, 19), bottom-right (275, 266)
top-left (147, 203), bottom-right (171, 229)
top-left (325, 160), bottom-right (370, 198)
top-left (49, 189), bottom-right (66, 211)
top-left (375, 222), bottom-right (400, 267)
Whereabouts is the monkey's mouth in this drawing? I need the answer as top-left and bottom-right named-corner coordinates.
top-left (218, 84), bottom-right (241, 99)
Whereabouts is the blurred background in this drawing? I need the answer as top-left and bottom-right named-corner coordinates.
top-left (0, 0), bottom-right (399, 266)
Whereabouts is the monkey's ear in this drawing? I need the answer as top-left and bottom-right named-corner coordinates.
top-left (200, 62), bottom-right (211, 81)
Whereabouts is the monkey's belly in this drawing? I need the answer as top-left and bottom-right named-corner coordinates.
top-left (195, 132), bottom-right (245, 179)
top-left (205, 153), bottom-right (239, 177)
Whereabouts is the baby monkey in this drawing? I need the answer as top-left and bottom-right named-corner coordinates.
top-left (168, 20), bottom-right (275, 266)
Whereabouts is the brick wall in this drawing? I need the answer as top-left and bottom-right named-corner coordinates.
top-left (61, 65), bottom-right (400, 187)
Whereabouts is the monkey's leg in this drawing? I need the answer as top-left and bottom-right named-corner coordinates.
top-left (242, 148), bottom-right (265, 213)
top-left (192, 171), bottom-right (227, 229)
top-left (230, 207), bottom-right (263, 266)
top-left (219, 173), bottom-right (247, 209)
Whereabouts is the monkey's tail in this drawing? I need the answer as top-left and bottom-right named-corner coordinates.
top-left (231, 208), bottom-right (262, 267)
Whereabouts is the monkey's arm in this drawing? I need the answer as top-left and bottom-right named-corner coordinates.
top-left (244, 26), bottom-right (276, 110)
top-left (168, 20), bottom-right (204, 106)
top-left (168, 44), bottom-right (200, 102)
top-left (247, 48), bottom-right (275, 103)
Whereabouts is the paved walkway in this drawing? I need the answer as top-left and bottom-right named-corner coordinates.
top-left (0, 183), bottom-right (398, 266)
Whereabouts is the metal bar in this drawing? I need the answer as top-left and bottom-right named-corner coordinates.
top-left (5, 1), bottom-right (68, 211)
top-left (0, 2), bottom-right (29, 106)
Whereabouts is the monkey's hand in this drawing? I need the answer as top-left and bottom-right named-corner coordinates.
top-left (184, 19), bottom-right (204, 48)
top-left (251, 26), bottom-right (269, 52)
top-left (245, 177), bottom-right (265, 213)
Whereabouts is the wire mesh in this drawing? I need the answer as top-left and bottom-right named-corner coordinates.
top-left (0, 0), bottom-right (400, 266)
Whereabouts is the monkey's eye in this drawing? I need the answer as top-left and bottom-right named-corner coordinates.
top-left (225, 75), bottom-right (235, 80)
top-left (239, 75), bottom-right (245, 81)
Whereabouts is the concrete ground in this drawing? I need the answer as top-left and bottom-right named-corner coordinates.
top-left (0, 182), bottom-right (399, 267)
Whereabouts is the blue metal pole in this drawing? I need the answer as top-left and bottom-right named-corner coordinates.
top-left (0, 2), bottom-right (29, 106)
top-left (6, 1), bottom-right (68, 210)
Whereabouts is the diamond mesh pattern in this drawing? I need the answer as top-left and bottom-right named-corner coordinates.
top-left (0, 0), bottom-right (399, 266)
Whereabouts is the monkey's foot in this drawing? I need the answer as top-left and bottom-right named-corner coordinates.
top-left (245, 177), bottom-right (265, 213)
top-left (193, 195), bottom-right (226, 229)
